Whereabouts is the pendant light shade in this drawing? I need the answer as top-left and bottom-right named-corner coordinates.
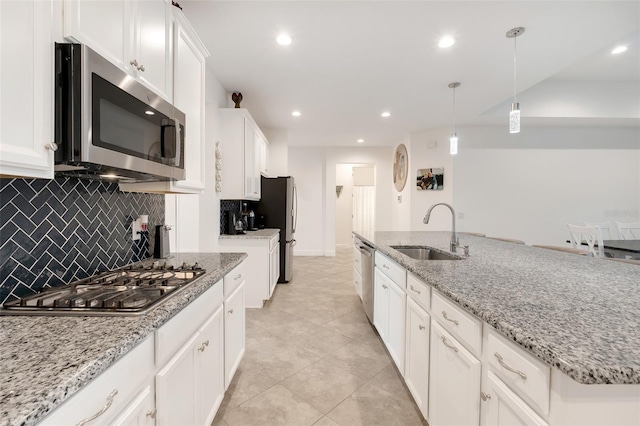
top-left (448, 82), bottom-right (460, 155)
top-left (506, 27), bottom-right (525, 134)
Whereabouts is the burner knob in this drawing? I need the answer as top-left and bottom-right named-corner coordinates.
top-left (162, 261), bottom-right (168, 269)
top-left (193, 262), bottom-right (200, 270)
top-left (182, 262), bottom-right (188, 269)
top-left (152, 261), bottom-right (160, 269)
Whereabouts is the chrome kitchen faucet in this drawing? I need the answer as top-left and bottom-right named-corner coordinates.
top-left (424, 203), bottom-right (459, 253)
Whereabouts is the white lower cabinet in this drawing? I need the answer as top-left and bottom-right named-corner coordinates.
top-left (429, 320), bottom-right (482, 426)
top-left (373, 267), bottom-right (406, 374)
top-left (404, 297), bottom-right (430, 420)
top-left (218, 234), bottom-right (279, 308)
top-left (112, 383), bottom-right (156, 426)
top-left (224, 282), bottom-right (246, 389)
top-left (481, 372), bottom-right (548, 426)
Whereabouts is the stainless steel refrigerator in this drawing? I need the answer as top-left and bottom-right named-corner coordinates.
top-left (258, 176), bottom-right (297, 282)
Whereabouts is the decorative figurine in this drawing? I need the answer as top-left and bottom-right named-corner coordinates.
top-left (232, 92), bottom-right (243, 108)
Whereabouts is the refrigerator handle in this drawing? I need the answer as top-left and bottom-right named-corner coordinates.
top-left (292, 184), bottom-right (298, 233)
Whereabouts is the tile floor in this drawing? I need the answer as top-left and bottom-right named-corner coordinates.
top-left (212, 247), bottom-right (427, 426)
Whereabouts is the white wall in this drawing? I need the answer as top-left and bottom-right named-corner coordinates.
top-left (409, 128), bottom-right (455, 231)
top-left (263, 128), bottom-right (288, 177)
top-left (335, 164), bottom-right (355, 247)
top-left (288, 147), bottom-right (326, 256)
top-left (452, 126), bottom-right (640, 245)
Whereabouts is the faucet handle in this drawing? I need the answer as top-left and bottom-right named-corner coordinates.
top-left (463, 245), bottom-right (470, 256)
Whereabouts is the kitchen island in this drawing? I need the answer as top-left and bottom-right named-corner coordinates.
top-left (356, 231), bottom-right (640, 425)
top-left (0, 252), bottom-right (246, 426)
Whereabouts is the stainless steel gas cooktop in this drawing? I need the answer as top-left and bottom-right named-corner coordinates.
top-left (1, 261), bottom-right (206, 316)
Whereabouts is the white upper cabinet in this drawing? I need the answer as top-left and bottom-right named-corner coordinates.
top-left (0, 0), bottom-right (55, 179)
top-left (219, 108), bottom-right (267, 201)
top-left (119, 8), bottom-right (209, 194)
top-left (63, 0), bottom-right (173, 101)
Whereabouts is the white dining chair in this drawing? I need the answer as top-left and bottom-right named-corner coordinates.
top-left (616, 221), bottom-right (640, 240)
top-left (584, 221), bottom-right (614, 240)
top-left (567, 224), bottom-right (604, 258)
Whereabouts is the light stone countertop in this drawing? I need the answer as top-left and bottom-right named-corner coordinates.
top-left (0, 252), bottom-right (246, 426)
top-left (355, 231), bottom-right (640, 385)
top-left (219, 228), bottom-right (280, 239)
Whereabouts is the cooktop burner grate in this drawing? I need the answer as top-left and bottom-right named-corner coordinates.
top-left (2, 261), bottom-right (206, 316)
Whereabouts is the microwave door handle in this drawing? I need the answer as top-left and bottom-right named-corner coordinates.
top-left (173, 117), bottom-right (181, 168)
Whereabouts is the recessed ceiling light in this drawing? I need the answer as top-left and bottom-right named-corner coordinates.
top-left (292, 111), bottom-right (301, 117)
top-left (438, 36), bottom-right (455, 48)
top-left (611, 45), bottom-right (628, 54)
top-left (277, 34), bottom-right (292, 46)
top-left (381, 111), bottom-right (391, 118)
top-left (357, 139), bottom-right (364, 143)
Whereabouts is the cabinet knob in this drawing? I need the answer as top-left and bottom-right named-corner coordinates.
top-left (228, 308), bottom-right (234, 314)
top-left (480, 392), bottom-right (491, 401)
top-left (382, 284), bottom-right (388, 290)
top-left (130, 59), bottom-right (139, 67)
top-left (138, 64), bottom-right (145, 72)
top-left (146, 409), bottom-right (157, 419)
top-left (418, 324), bottom-right (425, 330)
top-left (45, 142), bottom-right (58, 151)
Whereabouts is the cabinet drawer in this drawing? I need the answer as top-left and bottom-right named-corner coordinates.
top-left (224, 262), bottom-right (246, 298)
top-left (432, 290), bottom-right (482, 357)
top-left (156, 282), bottom-right (223, 366)
top-left (486, 327), bottom-right (550, 416)
top-left (375, 251), bottom-right (406, 289)
top-left (406, 273), bottom-right (430, 311)
top-left (354, 247), bottom-right (362, 273)
top-left (42, 336), bottom-right (154, 425)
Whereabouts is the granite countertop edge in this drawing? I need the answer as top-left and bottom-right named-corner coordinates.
top-left (354, 231), bottom-right (640, 385)
top-left (0, 252), bottom-right (247, 426)
top-left (219, 228), bottom-right (280, 239)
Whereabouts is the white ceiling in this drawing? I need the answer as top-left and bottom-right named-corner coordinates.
top-left (181, 1), bottom-right (640, 147)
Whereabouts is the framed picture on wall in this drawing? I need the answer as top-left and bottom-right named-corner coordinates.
top-left (417, 167), bottom-right (444, 190)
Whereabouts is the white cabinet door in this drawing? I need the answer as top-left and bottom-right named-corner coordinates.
top-left (63, 0), bottom-right (131, 74)
top-left (373, 268), bottom-right (390, 342)
top-left (0, 0), bottom-right (55, 179)
top-left (224, 282), bottom-right (246, 389)
top-left (171, 14), bottom-right (205, 191)
top-left (429, 321), bottom-right (481, 426)
top-left (112, 383), bottom-right (156, 426)
top-left (243, 118), bottom-right (258, 199)
top-left (156, 332), bottom-right (198, 426)
top-left (269, 238), bottom-right (280, 297)
top-left (481, 372), bottom-right (548, 426)
top-left (198, 305), bottom-right (225, 426)
top-left (387, 279), bottom-right (406, 375)
top-left (405, 297), bottom-right (430, 420)
top-left (134, 0), bottom-right (172, 101)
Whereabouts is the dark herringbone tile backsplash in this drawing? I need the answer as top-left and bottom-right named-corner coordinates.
top-left (0, 177), bottom-right (164, 305)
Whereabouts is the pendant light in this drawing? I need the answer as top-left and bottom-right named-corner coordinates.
top-left (448, 82), bottom-right (460, 155)
top-left (506, 27), bottom-right (525, 134)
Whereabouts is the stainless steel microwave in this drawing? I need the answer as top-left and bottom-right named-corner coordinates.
top-left (54, 43), bottom-right (185, 182)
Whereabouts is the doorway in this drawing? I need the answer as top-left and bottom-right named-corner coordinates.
top-left (335, 164), bottom-right (375, 247)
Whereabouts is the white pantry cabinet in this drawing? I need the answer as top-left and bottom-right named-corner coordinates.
top-left (63, 0), bottom-right (173, 101)
top-left (429, 320), bottom-right (482, 426)
top-left (119, 10), bottom-right (209, 194)
top-left (219, 108), bottom-right (269, 200)
top-left (0, 0), bottom-right (55, 179)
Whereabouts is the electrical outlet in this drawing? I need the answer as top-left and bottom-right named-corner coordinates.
top-left (398, 195), bottom-right (402, 203)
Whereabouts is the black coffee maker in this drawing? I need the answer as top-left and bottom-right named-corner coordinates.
top-left (226, 211), bottom-right (246, 235)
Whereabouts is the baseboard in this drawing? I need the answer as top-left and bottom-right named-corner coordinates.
top-left (335, 244), bottom-right (351, 248)
top-left (324, 250), bottom-right (336, 257)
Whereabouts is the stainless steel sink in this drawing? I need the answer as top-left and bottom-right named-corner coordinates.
top-left (390, 245), bottom-right (462, 260)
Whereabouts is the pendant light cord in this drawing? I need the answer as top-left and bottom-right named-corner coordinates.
top-left (513, 36), bottom-right (517, 104)
top-left (452, 86), bottom-right (456, 133)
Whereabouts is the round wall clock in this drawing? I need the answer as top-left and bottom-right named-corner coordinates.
top-left (393, 144), bottom-right (408, 192)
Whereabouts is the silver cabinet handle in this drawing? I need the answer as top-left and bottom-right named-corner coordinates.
top-left (442, 311), bottom-right (459, 326)
top-left (234, 274), bottom-right (242, 281)
top-left (494, 352), bottom-right (527, 380)
top-left (77, 389), bottom-right (118, 426)
top-left (130, 59), bottom-right (139, 67)
top-left (419, 324), bottom-right (425, 330)
top-left (45, 142), bottom-right (58, 151)
top-left (198, 340), bottom-right (210, 352)
top-left (481, 392), bottom-right (491, 401)
top-left (382, 284), bottom-right (388, 289)
top-left (382, 264), bottom-right (389, 269)
top-left (138, 64), bottom-right (145, 72)
top-left (441, 335), bottom-right (458, 353)
top-left (228, 308), bottom-right (234, 314)
top-left (410, 285), bottom-right (421, 294)
top-left (146, 409), bottom-right (157, 419)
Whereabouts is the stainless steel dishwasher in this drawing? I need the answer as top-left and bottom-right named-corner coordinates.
top-left (356, 241), bottom-right (375, 323)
